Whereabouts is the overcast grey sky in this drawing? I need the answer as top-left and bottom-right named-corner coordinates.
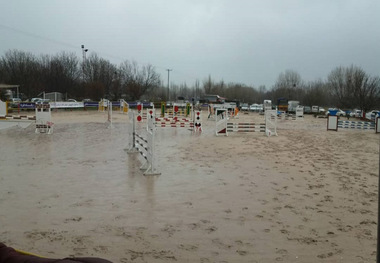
top-left (0, 0), bottom-right (379, 88)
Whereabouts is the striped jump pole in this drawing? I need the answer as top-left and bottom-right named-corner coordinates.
top-left (128, 110), bottom-right (160, 176)
top-left (226, 122), bottom-right (266, 133)
top-left (338, 120), bottom-right (375, 130)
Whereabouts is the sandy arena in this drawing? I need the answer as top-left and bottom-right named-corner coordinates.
top-left (0, 110), bottom-right (379, 262)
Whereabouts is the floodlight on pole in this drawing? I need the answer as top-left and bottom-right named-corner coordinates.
top-left (81, 45), bottom-right (89, 81)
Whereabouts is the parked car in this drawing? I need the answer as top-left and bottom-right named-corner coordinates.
top-left (9, 98), bottom-right (22, 108)
top-left (241, 103), bottom-right (249, 111)
top-left (304, 106), bottom-right (311, 114)
top-left (10, 98), bottom-right (21, 103)
top-left (336, 109), bottom-right (346, 116)
top-left (249, 104), bottom-right (259, 112)
top-left (366, 110), bottom-right (380, 120)
top-left (326, 108), bottom-right (345, 116)
top-left (67, 99), bottom-right (77, 102)
top-left (350, 109), bottom-right (362, 118)
top-left (35, 99), bottom-right (50, 103)
top-left (31, 98), bottom-right (42, 103)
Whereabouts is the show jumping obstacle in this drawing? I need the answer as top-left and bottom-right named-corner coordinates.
top-left (0, 100), bottom-right (35, 121)
top-left (327, 115), bottom-right (380, 133)
top-left (216, 108), bottom-right (277, 137)
top-left (128, 110), bottom-right (160, 175)
top-left (134, 102), bottom-right (155, 122)
top-left (107, 101), bottom-right (113, 129)
top-left (160, 102), bottom-right (192, 119)
top-left (280, 107), bottom-right (304, 121)
top-left (0, 99), bottom-right (53, 133)
top-left (119, 99), bottom-right (129, 114)
top-left (98, 99), bottom-right (108, 112)
top-left (35, 102), bottom-right (53, 134)
top-left (150, 108), bottom-right (201, 131)
top-left (208, 104), bottom-right (239, 120)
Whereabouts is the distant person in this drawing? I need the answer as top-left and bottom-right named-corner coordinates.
top-left (208, 103), bottom-right (214, 119)
top-left (216, 108), bottom-right (224, 119)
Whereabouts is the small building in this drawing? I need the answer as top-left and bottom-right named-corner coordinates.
top-left (0, 84), bottom-right (20, 99)
top-left (40, 92), bottom-right (64, 102)
top-left (202, 94), bottom-right (225, 104)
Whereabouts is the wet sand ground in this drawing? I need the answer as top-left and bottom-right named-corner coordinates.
top-left (0, 110), bottom-right (379, 262)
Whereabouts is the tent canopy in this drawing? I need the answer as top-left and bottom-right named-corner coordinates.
top-left (0, 84), bottom-right (20, 89)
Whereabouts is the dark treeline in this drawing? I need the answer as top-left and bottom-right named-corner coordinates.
top-left (0, 49), bottom-right (379, 112)
top-left (0, 50), bottom-right (161, 102)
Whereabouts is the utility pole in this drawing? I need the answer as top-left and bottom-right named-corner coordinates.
top-left (166, 69), bottom-right (172, 102)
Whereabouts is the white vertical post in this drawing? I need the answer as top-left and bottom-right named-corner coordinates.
top-left (107, 101), bottom-right (113, 129)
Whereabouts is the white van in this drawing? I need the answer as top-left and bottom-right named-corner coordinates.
top-left (263, 100), bottom-right (271, 111)
top-left (311, 106), bottom-right (319, 113)
top-left (288, 101), bottom-right (300, 113)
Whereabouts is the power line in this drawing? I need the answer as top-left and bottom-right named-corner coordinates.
top-left (0, 23), bottom-right (78, 50)
top-left (0, 23), bottom-right (202, 84)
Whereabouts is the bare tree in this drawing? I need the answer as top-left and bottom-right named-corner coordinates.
top-left (303, 80), bottom-right (329, 107)
top-left (0, 50), bottom-right (41, 98)
top-left (39, 52), bottom-right (80, 98)
top-left (119, 60), bottom-right (160, 100)
top-left (203, 75), bottom-right (213, 94)
top-left (83, 53), bottom-right (116, 99)
top-left (272, 70), bottom-right (304, 101)
top-left (327, 65), bottom-right (380, 113)
top-left (353, 74), bottom-right (380, 114)
top-left (327, 66), bottom-right (350, 108)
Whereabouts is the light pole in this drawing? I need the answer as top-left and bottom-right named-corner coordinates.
top-left (81, 45), bottom-right (88, 81)
top-left (166, 69), bottom-right (172, 102)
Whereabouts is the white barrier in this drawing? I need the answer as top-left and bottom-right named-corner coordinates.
top-left (150, 108), bottom-right (201, 132)
top-left (327, 115), bottom-right (379, 133)
top-left (120, 99), bottom-right (129, 114)
top-left (216, 108), bottom-right (277, 137)
top-left (296, 107), bottom-right (304, 120)
top-left (215, 108), bottom-right (228, 136)
top-left (35, 102), bottom-right (53, 134)
top-left (194, 111), bottom-right (202, 131)
top-left (280, 108), bottom-right (303, 121)
top-left (128, 110), bottom-right (160, 175)
top-left (0, 100), bottom-right (7, 117)
top-left (0, 99), bottom-right (45, 131)
top-left (227, 122), bottom-right (265, 133)
top-left (98, 99), bottom-right (108, 112)
top-left (265, 109), bottom-right (278, 136)
top-left (107, 101), bottom-right (113, 129)
top-left (141, 103), bottom-right (155, 121)
top-left (209, 104), bottom-right (238, 120)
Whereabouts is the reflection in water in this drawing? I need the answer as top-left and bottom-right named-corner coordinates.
top-left (126, 150), bottom-right (156, 215)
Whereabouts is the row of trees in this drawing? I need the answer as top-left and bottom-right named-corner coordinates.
top-left (0, 49), bottom-right (379, 113)
top-left (0, 50), bottom-right (161, 101)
